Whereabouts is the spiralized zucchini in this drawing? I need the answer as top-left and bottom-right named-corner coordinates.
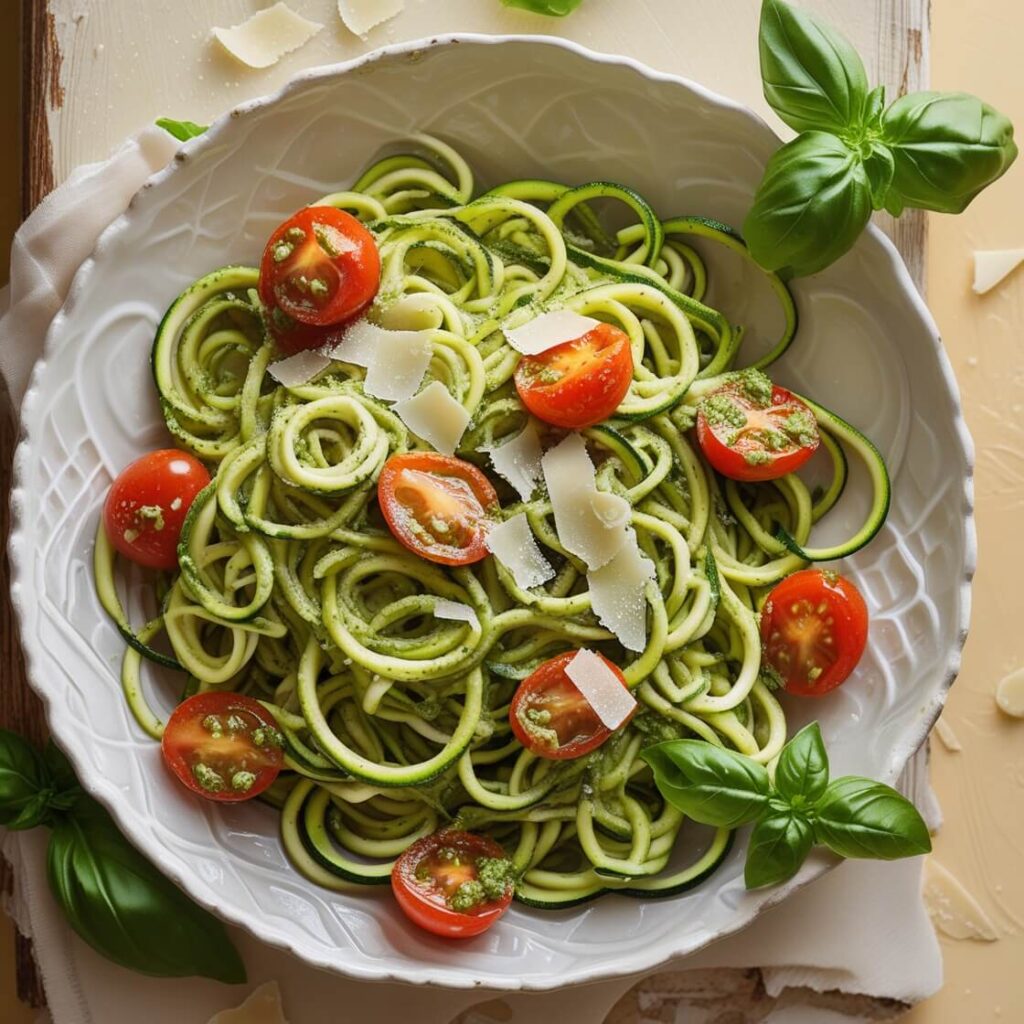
top-left (96, 136), bottom-right (889, 907)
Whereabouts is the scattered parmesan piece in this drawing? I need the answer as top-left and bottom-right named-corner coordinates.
top-left (485, 421), bottom-right (544, 501)
top-left (484, 513), bottom-right (556, 590)
top-left (541, 433), bottom-right (630, 570)
top-left (207, 981), bottom-right (289, 1024)
top-left (338, 0), bottom-right (404, 37)
top-left (267, 350), bottom-right (331, 387)
top-left (973, 249), bottom-right (1024, 294)
top-left (393, 382), bottom-right (470, 456)
top-left (923, 859), bottom-right (998, 942)
top-left (326, 320), bottom-right (434, 401)
top-left (325, 319), bottom-right (376, 367)
top-left (504, 310), bottom-right (601, 356)
top-left (587, 532), bottom-right (656, 652)
top-left (565, 649), bottom-right (636, 730)
top-left (434, 598), bottom-right (481, 631)
top-left (213, 3), bottom-right (322, 69)
top-left (995, 666), bottom-right (1024, 718)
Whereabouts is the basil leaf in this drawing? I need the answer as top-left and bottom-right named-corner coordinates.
top-left (155, 118), bottom-right (208, 142)
top-left (881, 91), bottom-right (1018, 214)
top-left (774, 722), bottom-right (829, 805)
top-left (862, 143), bottom-right (896, 210)
top-left (744, 809), bottom-right (814, 889)
top-left (0, 728), bottom-right (51, 830)
top-left (814, 776), bottom-right (932, 860)
top-left (47, 799), bottom-right (246, 983)
top-left (759, 0), bottom-right (869, 134)
top-left (642, 740), bottom-right (770, 828)
top-left (743, 132), bottom-right (872, 277)
top-left (500, 0), bottom-right (584, 15)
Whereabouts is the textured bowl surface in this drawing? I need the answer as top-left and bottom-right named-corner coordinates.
top-left (9, 35), bottom-right (973, 990)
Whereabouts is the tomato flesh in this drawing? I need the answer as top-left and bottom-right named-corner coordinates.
top-left (259, 206), bottom-right (381, 350)
top-left (696, 374), bottom-right (819, 482)
top-left (378, 453), bottom-right (498, 566)
top-left (509, 651), bottom-right (634, 760)
top-left (514, 322), bottom-right (633, 429)
top-left (103, 449), bottom-right (210, 570)
top-left (161, 692), bottom-right (284, 802)
top-left (760, 570), bottom-right (869, 696)
top-left (391, 831), bottom-right (514, 938)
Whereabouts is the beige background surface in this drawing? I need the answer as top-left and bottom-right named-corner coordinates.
top-left (1, 1), bottom-right (1022, 1021)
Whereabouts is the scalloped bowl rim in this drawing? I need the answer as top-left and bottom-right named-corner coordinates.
top-left (8, 33), bottom-right (975, 991)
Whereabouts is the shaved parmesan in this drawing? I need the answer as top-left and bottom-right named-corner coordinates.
top-left (504, 310), bottom-right (600, 356)
top-left (393, 382), bottom-right (470, 456)
top-left (338, 0), bottom-right (404, 36)
top-left (326, 320), bottom-right (433, 402)
top-left (267, 350), bottom-right (330, 387)
top-left (213, 3), bottom-right (322, 69)
top-left (485, 513), bottom-right (556, 590)
top-left (587, 532), bottom-right (656, 652)
top-left (973, 249), bottom-right (1024, 294)
top-left (207, 981), bottom-right (289, 1024)
top-left (541, 433), bottom-right (630, 570)
top-left (485, 421), bottom-right (543, 501)
top-left (434, 598), bottom-right (480, 631)
top-left (565, 650), bottom-right (636, 730)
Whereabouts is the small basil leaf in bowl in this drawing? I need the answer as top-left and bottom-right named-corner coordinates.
top-left (501, 0), bottom-right (585, 15)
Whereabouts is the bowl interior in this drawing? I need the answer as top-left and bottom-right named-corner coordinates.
top-left (10, 36), bottom-right (971, 990)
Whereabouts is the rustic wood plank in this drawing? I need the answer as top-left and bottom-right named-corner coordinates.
top-left (21, 0), bottom-right (59, 215)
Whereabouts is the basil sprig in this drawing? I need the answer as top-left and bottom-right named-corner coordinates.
top-left (0, 729), bottom-right (245, 983)
top-left (746, 0), bottom-right (1017, 277)
top-left (642, 723), bottom-right (931, 889)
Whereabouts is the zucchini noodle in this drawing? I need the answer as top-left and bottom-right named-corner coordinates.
top-left (95, 136), bottom-right (890, 908)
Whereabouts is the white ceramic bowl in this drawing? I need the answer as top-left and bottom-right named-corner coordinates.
top-left (9, 35), bottom-right (973, 990)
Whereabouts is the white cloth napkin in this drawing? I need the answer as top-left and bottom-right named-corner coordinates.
top-left (0, 130), bottom-right (943, 1024)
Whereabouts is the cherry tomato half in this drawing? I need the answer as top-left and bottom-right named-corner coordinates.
top-left (760, 570), bottom-right (869, 696)
top-left (514, 322), bottom-right (633, 429)
top-left (391, 831), bottom-right (515, 939)
top-left (259, 206), bottom-right (381, 334)
top-left (377, 453), bottom-right (499, 566)
top-left (509, 651), bottom-right (634, 760)
top-left (103, 449), bottom-right (210, 570)
top-left (696, 376), bottom-right (819, 482)
top-left (161, 692), bottom-right (284, 802)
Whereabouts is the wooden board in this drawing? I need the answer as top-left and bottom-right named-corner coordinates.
top-left (4, 1), bottom-right (930, 1019)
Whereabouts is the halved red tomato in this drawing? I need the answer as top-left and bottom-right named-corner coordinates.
top-left (513, 322), bottom-right (633, 429)
top-left (103, 449), bottom-right (210, 570)
top-left (760, 570), bottom-right (869, 696)
top-left (161, 692), bottom-right (284, 801)
top-left (377, 453), bottom-right (498, 566)
top-left (391, 831), bottom-right (515, 939)
top-left (696, 374), bottom-right (819, 482)
top-left (509, 651), bottom-right (634, 760)
top-left (259, 206), bottom-right (381, 347)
